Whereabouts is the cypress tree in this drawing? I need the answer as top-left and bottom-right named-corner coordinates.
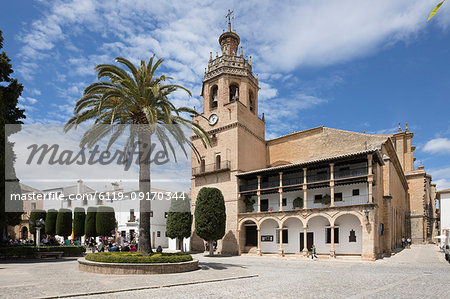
top-left (166, 193), bottom-right (192, 253)
top-left (85, 207), bottom-right (97, 238)
top-left (56, 208), bottom-right (72, 238)
top-left (96, 206), bottom-right (115, 237)
top-left (194, 187), bottom-right (226, 256)
top-left (73, 207), bottom-right (85, 238)
top-left (45, 209), bottom-right (58, 235)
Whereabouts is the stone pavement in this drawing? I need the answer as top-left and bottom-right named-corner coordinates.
top-left (0, 244), bottom-right (449, 298)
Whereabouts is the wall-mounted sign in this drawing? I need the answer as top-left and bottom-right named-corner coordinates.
top-left (261, 235), bottom-right (273, 242)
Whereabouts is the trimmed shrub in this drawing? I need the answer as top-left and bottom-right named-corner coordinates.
top-left (73, 207), bottom-right (86, 238)
top-left (293, 197), bottom-right (303, 209)
top-left (29, 209), bottom-right (46, 234)
top-left (56, 208), bottom-right (72, 238)
top-left (322, 194), bottom-right (331, 206)
top-left (45, 209), bottom-right (58, 235)
top-left (194, 187), bottom-right (226, 255)
top-left (85, 252), bottom-right (193, 263)
top-left (166, 194), bottom-right (191, 252)
top-left (96, 206), bottom-right (116, 237)
top-left (0, 246), bottom-right (86, 258)
top-left (85, 207), bottom-right (97, 238)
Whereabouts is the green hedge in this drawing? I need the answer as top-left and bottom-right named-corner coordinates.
top-left (29, 209), bottom-right (46, 234)
top-left (0, 246), bottom-right (86, 258)
top-left (85, 252), bottom-right (193, 263)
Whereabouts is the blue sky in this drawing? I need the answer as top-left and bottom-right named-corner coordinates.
top-left (1, 0), bottom-right (450, 189)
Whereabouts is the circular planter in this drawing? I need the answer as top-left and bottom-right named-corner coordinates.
top-left (78, 257), bottom-right (199, 275)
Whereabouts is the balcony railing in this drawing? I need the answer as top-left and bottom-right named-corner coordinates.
top-left (192, 160), bottom-right (231, 176)
top-left (334, 167), bottom-right (368, 179)
top-left (307, 173), bottom-right (330, 183)
top-left (239, 183), bottom-right (258, 192)
top-left (282, 177), bottom-right (303, 186)
top-left (260, 181), bottom-right (279, 189)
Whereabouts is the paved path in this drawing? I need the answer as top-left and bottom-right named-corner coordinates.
top-left (0, 244), bottom-right (449, 298)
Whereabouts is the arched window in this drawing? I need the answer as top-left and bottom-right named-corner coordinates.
top-left (249, 91), bottom-right (255, 113)
top-left (210, 85), bottom-right (218, 109)
top-left (215, 155), bottom-right (221, 170)
top-left (21, 226), bottom-right (28, 240)
top-left (229, 84), bottom-right (239, 102)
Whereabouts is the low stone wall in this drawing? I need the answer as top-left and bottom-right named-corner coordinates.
top-left (78, 258), bottom-right (199, 275)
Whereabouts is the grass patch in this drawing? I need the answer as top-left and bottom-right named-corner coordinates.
top-left (85, 251), bottom-right (193, 263)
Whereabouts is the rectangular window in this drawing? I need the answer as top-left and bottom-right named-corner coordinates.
top-left (282, 198), bottom-right (287, 206)
top-left (314, 194), bottom-right (322, 203)
top-left (276, 229), bottom-right (288, 244)
top-left (157, 231), bottom-right (160, 237)
top-left (129, 209), bottom-right (135, 221)
top-left (31, 202), bottom-right (36, 210)
top-left (334, 193), bottom-right (343, 202)
top-left (326, 227), bottom-right (339, 244)
top-left (352, 189), bottom-right (360, 196)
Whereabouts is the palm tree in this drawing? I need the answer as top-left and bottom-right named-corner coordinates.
top-left (64, 56), bottom-right (209, 254)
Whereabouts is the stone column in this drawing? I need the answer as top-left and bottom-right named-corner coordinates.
top-left (278, 227), bottom-right (284, 256)
top-left (330, 226), bottom-right (336, 258)
top-left (368, 154), bottom-right (373, 204)
top-left (303, 168), bottom-right (308, 209)
top-left (330, 163), bottom-right (335, 207)
top-left (257, 228), bottom-right (262, 255)
top-left (257, 176), bottom-right (261, 212)
top-left (303, 226), bottom-right (308, 256)
top-left (279, 172), bottom-right (283, 211)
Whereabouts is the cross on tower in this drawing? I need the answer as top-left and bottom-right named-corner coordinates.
top-left (226, 9), bottom-right (234, 24)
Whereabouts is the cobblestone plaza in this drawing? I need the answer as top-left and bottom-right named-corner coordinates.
top-left (1, 245), bottom-right (448, 298)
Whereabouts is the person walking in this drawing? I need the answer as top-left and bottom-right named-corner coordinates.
top-left (407, 237), bottom-right (412, 249)
top-left (401, 237), bottom-right (406, 248)
top-left (311, 244), bottom-right (318, 260)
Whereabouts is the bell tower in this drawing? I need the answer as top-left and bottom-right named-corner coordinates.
top-left (190, 16), bottom-right (266, 255)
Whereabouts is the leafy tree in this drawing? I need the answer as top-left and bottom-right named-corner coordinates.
top-left (96, 206), bottom-right (115, 237)
top-left (64, 56), bottom-right (209, 254)
top-left (73, 207), bottom-right (86, 238)
top-left (194, 187), bottom-right (226, 256)
top-left (56, 208), bottom-right (72, 239)
top-left (45, 209), bottom-right (58, 235)
top-left (166, 193), bottom-right (191, 253)
top-left (85, 207), bottom-right (97, 238)
top-left (0, 30), bottom-right (26, 237)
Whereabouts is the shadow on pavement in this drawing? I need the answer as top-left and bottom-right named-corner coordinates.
top-left (200, 261), bottom-right (247, 270)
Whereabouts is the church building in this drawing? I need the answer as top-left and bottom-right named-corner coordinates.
top-left (190, 21), bottom-right (437, 260)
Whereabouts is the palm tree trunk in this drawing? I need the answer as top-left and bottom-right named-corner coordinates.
top-left (209, 239), bottom-right (214, 256)
top-left (137, 130), bottom-right (152, 255)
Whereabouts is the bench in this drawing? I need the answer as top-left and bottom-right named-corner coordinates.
top-left (34, 251), bottom-right (64, 259)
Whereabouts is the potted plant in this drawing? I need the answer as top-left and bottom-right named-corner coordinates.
top-left (322, 194), bottom-right (331, 207)
top-left (268, 206), bottom-right (274, 212)
top-left (293, 197), bottom-right (303, 210)
top-left (243, 196), bottom-right (256, 212)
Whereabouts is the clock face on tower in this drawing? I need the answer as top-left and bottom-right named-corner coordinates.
top-left (208, 114), bottom-right (218, 126)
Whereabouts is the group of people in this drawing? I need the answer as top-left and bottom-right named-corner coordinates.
top-left (401, 237), bottom-right (412, 248)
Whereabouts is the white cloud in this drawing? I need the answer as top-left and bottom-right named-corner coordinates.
top-left (423, 138), bottom-right (450, 154)
top-left (428, 167), bottom-right (450, 190)
top-left (20, 96), bottom-right (38, 105)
